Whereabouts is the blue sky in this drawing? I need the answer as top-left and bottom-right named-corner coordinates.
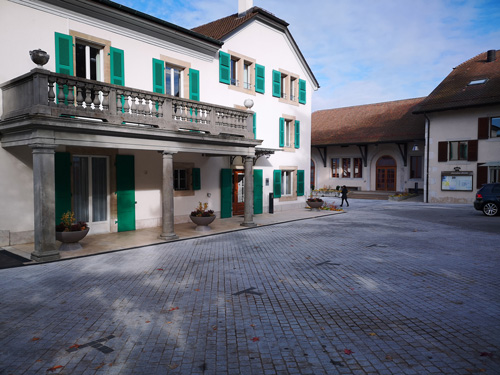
top-left (113, 0), bottom-right (500, 112)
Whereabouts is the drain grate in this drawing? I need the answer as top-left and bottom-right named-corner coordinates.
top-left (233, 287), bottom-right (263, 296)
top-left (316, 261), bottom-right (341, 266)
top-left (66, 335), bottom-right (115, 354)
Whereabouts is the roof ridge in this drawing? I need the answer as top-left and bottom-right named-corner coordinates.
top-left (313, 97), bottom-right (427, 114)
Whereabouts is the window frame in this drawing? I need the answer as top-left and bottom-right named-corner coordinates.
top-left (342, 158), bottom-right (351, 178)
top-left (353, 158), bottom-right (363, 178)
top-left (172, 162), bottom-right (197, 197)
top-left (278, 166), bottom-right (298, 202)
top-left (410, 156), bottom-right (423, 179)
top-left (331, 158), bottom-right (340, 178)
top-left (221, 50), bottom-right (257, 94)
top-left (158, 55), bottom-right (191, 99)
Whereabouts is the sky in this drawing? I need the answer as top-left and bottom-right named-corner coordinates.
top-left (112, 0), bottom-right (500, 112)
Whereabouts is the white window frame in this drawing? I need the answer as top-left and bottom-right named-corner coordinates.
top-left (165, 65), bottom-right (184, 97)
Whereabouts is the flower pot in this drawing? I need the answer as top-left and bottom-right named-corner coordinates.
top-left (190, 215), bottom-right (216, 231)
top-left (56, 228), bottom-right (89, 251)
top-left (306, 200), bottom-right (324, 211)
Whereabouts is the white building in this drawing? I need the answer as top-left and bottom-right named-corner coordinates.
top-left (0, 0), bottom-right (319, 261)
top-left (413, 50), bottom-right (500, 203)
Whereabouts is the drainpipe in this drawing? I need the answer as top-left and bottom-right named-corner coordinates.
top-left (424, 113), bottom-right (430, 203)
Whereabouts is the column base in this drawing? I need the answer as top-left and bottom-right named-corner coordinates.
top-left (240, 222), bottom-right (257, 228)
top-left (30, 250), bottom-right (60, 262)
top-left (158, 233), bottom-right (179, 241)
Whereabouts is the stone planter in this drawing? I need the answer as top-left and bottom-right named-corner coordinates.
top-left (306, 200), bottom-right (324, 211)
top-left (190, 215), bottom-right (216, 232)
top-left (56, 228), bottom-right (89, 251)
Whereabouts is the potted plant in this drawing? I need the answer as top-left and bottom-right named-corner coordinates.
top-left (306, 194), bottom-right (324, 211)
top-left (189, 202), bottom-right (216, 231)
top-left (55, 211), bottom-right (89, 250)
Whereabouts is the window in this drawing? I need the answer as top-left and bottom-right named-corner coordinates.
top-left (290, 77), bottom-right (297, 101)
top-left (410, 156), bottom-right (423, 179)
top-left (331, 158), bottom-right (340, 177)
top-left (220, 51), bottom-right (257, 93)
top-left (353, 158), bottom-right (363, 178)
top-left (174, 169), bottom-right (188, 190)
top-left (165, 65), bottom-right (183, 97)
top-left (490, 167), bottom-right (500, 183)
top-left (468, 79), bottom-right (488, 85)
top-left (342, 158), bottom-right (351, 178)
top-left (279, 117), bottom-right (299, 150)
top-left (281, 73), bottom-right (287, 99)
top-left (491, 117), bottom-right (500, 138)
top-left (449, 141), bottom-right (468, 160)
top-left (282, 170), bottom-right (293, 196)
top-left (75, 41), bottom-right (104, 81)
top-left (243, 62), bottom-right (251, 89)
top-left (230, 57), bottom-right (238, 86)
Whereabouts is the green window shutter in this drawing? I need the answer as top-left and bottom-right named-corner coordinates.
top-left (253, 169), bottom-right (263, 214)
top-left (299, 79), bottom-right (306, 104)
top-left (221, 168), bottom-right (232, 218)
top-left (273, 170), bottom-right (282, 198)
top-left (253, 113), bottom-right (257, 139)
top-left (152, 58), bottom-right (165, 94)
top-left (55, 32), bottom-right (73, 76)
top-left (279, 117), bottom-right (285, 147)
top-left (272, 70), bottom-right (281, 97)
top-left (255, 64), bottom-right (265, 93)
top-left (110, 47), bottom-right (125, 86)
top-left (297, 170), bottom-right (305, 196)
top-left (189, 68), bottom-right (200, 101)
top-left (55, 152), bottom-right (72, 225)
top-left (219, 51), bottom-right (231, 84)
top-left (192, 168), bottom-right (201, 190)
top-left (116, 155), bottom-right (136, 232)
top-left (294, 120), bottom-right (300, 149)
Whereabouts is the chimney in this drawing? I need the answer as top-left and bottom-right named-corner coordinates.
top-left (238, 0), bottom-right (253, 16)
top-left (486, 50), bottom-right (496, 62)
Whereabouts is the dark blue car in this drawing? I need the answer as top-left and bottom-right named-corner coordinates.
top-left (474, 183), bottom-right (500, 216)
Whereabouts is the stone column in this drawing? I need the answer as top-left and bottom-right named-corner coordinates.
top-left (30, 144), bottom-right (60, 262)
top-left (241, 156), bottom-right (256, 227)
top-left (159, 151), bottom-right (178, 240)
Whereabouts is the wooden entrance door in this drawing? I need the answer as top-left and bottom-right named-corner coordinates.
top-left (233, 170), bottom-right (245, 215)
top-left (376, 156), bottom-right (396, 191)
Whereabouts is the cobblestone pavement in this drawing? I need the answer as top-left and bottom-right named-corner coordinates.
top-left (1, 200), bottom-right (499, 374)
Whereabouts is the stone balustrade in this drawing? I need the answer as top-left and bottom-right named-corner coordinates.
top-left (1, 69), bottom-right (254, 138)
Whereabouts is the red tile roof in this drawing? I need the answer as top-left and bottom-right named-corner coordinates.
top-left (414, 50), bottom-right (500, 113)
top-left (312, 98), bottom-right (426, 146)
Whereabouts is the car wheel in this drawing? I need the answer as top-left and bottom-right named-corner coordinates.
top-left (482, 202), bottom-right (499, 216)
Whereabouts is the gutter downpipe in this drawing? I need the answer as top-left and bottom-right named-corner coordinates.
top-left (424, 113), bottom-right (430, 203)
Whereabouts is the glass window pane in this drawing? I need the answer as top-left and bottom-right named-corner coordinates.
top-left (73, 156), bottom-right (89, 222)
top-left (92, 157), bottom-right (107, 222)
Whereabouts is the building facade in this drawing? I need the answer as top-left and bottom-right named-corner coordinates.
top-left (414, 50), bottom-right (500, 203)
top-left (311, 98), bottom-right (426, 193)
top-left (0, 0), bottom-right (318, 261)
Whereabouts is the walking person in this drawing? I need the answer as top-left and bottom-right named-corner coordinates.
top-left (340, 185), bottom-right (349, 207)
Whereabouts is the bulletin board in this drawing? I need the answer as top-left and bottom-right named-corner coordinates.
top-left (441, 171), bottom-right (473, 191)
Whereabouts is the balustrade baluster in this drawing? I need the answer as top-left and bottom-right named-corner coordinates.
top-left (116, 91), bottom-right (123, 113)
top-left (48, 78), bottom-right (55, 105)
top-left (102, 89), bottom-right (109, 111)
top-left (93, 87), bottom-right (101, 109)
top-left (57, 80), bottom-right (65, 106)
top-left (76, 84), bottom-right (84, 108)
top-left (123, 93), bottom-right (130, 114)
top-left (66, 81), bottom-right (75, 105)
top-left (145, 95), bottom-right (152, 117)
top-left (84, 86), bottom-right (92, 109)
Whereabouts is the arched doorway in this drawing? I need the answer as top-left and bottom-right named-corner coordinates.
top-left (310, 159), bottom-right (316, 190)
top-left (376, 156), bottom-right (396, 191)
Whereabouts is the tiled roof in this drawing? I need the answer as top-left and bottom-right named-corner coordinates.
top-left (414, 50), bottom-right (500, 113)
top-left (312, 98), bottom-right (426, 146)
top-left (192, 7), bottom-right (288, 40)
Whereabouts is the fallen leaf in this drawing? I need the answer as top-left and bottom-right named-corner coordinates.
top-left (31, 337), bottom-right (40, 341)
top-left (169, 307), bottom-right (179, 311)
top-left (168, 364), bottom-right (179, 369)
top-left (369, 332), bottom-right (377, 336)
top-left (68, 344), bottom-right (80, 349)
top-left (194, 289), bottom-right (200, 291)
top-left (95, 363), bottom-right (106, 370)
top-left (167, 321), bottom-right (173, 324)
top-left (480, 352), bottom-right (493, 357)
top-left (343, 349), bottom-right (354, 355)
top-left (250, 324), bottom-right (255, 327)
top-left (385, 355), bottom-right (393, 361)
top-left (157, 268), bottom-right (164, 271)
top-left (145, 321), bottom-right (151, 323)
top-left (47, 365), bottom-right (63, 372)
top-left (212, 326), bottom-right (218, 331)
top-left (251, 337), bottom-right (260, 342)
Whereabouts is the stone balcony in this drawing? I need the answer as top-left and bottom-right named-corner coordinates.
top-left (0, 69), bottom-right (255, 146)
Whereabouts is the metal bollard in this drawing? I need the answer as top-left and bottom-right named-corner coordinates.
top-left (269, 192), bottom-right (274, 214)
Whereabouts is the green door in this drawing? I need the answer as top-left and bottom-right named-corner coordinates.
top-left (253, 169), bottom-right (263, 214)
top-left (116, 155), bottom-right (136, 232)
top-left (221, 168), bottom-right (232, 218)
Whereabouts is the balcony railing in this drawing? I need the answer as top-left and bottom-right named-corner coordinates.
top-left (1, 69), bottom-right (254, 138)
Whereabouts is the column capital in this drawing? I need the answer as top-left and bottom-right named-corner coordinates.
top-left (29, 143), bottom-right (57, 153)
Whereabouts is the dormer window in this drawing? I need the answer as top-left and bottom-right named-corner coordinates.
top-left (468, 78), bottom-right (488, 85)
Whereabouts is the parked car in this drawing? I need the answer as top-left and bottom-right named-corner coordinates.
top-left (474, 183), bottom-right (500, 216)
